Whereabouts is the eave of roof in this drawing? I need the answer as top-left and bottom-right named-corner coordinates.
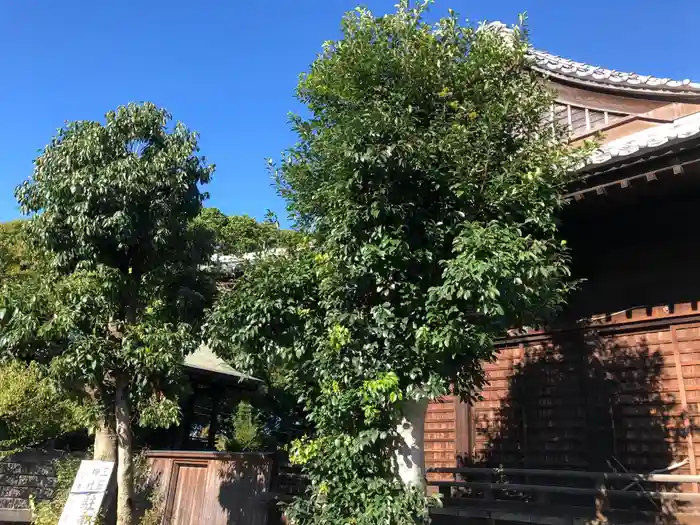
top-left (585, 111), bottom-right (700, 168)
top-left (529, 48), bottom-right (700, 97)
top-left (184, 345), bottom-right (260, 383)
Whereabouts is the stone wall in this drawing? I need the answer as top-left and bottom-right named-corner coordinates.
top-left (0, 449), bottom-right (68, 523)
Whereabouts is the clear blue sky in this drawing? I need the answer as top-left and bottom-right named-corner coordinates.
top-left (1, 1), bottom-right (698, 225)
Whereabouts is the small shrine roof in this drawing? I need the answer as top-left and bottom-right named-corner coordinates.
top-left (184, 345), bottom-right (260, 383)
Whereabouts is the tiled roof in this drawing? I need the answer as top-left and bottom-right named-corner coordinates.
top-left (529, 48), bottom-right (700, 96)
top-left (588, 111), bottom-right (700, 166)
top-left (482, 22), bottom-right (700, 96)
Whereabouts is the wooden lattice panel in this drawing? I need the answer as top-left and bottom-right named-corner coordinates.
top-left (424, 397), bottom-right (456, 482)
top-left (457, 320), bottom-right (699, 487)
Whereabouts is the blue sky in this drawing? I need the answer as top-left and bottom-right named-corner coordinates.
top-left (1, 1), bottom-right (698, 225)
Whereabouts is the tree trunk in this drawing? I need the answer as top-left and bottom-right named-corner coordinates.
top-left (93, 418), bottom-right (117, 461)
top-left (394, 398), bottom-right (429, 490)
top-left (115, 376), bottom-right (134, 525)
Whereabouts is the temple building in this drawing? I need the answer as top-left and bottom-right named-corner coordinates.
top-left (425, 43), bottom-right (700, 484)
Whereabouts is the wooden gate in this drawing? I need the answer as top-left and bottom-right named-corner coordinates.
top-left (147, 451), bottom-right (273, 525)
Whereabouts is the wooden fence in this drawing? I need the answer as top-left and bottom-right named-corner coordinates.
top-left (146, 450), bottom-right (274, 525)
top-left (428, 466), bottom-right (700, 525)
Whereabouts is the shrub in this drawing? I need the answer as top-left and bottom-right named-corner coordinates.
top-left (215, 401), bottom-right (263, 452)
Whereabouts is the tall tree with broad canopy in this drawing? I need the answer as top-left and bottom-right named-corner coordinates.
top-left (0, 103), bottom-right (215, 525)
top-left (207, 3), bottom-right (592, 524)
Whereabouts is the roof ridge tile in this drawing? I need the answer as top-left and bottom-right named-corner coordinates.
top-left (528, 47), bottom-right (700, 94)
top-left (481, 22), bottom-right (700, 95)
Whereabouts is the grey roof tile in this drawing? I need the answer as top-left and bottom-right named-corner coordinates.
top-left (588, 111), bottom-right (700, 167)
top-left (482, 22), bottom-right (700, 96)
top-left (529, 48), bottom-right (700, 96)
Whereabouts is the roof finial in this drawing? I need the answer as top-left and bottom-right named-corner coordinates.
top-left (479, 20), bottom-right (513, 34)
top-left (477, 20), bottom-right (517, 49)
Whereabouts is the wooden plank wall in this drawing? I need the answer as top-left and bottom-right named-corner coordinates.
top-left (426, 312), bottom-right (700, 489)
top-left (424, 397), bottom-right (457, 482)
top-left (147, 451), bottom-right (273, 525)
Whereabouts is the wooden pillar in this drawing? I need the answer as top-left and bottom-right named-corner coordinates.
top-left (467, 403), bottom-right (476, 460)
top-left (177, 386), bottom-right (197, 449)
top-left (517, 344), bottom-right (529, 470)
top-left (207, 384), bottom-right (222, 450)
top-left (455, 398), bottom-right (474, 462)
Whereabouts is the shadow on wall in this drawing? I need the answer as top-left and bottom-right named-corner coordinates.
top-left (217, 455), bottom-right (271, 525)
top-left (467, 325), bottom-right (688, 521)
top-left (148, 452), bottom-right (274, 525)
top-left (132, 454), bottom-right (165, 525)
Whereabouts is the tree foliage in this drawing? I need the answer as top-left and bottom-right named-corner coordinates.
top-left (0, 220), bottom-right (48, 282)
top-left (0, 222), bottom-right (89, 455)
top-left (207, 3), bottom-right (591, 524)
top-left (194, 207), bottom-right (301, 256)
top-left (1, 102), bottom-right (215, 525)
top-left (0, 361), bottom-right (86, 454)
top-left (0, 221), bottom-right (26, 278)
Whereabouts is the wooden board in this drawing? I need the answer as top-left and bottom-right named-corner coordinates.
top-left (147, 451), bottom-right (272, 525)
top-left (58, 460), bottom-right (114, 525)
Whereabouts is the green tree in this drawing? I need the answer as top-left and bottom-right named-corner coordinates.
top-left (193, 208), bottom-right (310, 446)
top-left (0, 263), bottom-right (119, 461)
top-left (194, 207), bottom-right (301, 256)
top-left (0, 221), bottom-right (25, 278)
top-left (0, 222), bottom-right (89, 456)
top-left (1, 102), bottom-right (215, 525)
top-left (215, 400), bottom-right (263, 452)
top-left (207, 4), bottom-right (592, 524)
top-left (0, 361), bottom-right (86, 454)
top-left (0, 220), bottom-right (47, 282)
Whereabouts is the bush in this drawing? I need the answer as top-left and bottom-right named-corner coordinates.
top-left (29, 455), bottom-right (81, 525)
top-left (133, 451), bottom-right (165, 525)
top-left (215, 401), bottom-right (264, 452)
top-left (0, 361), bottom-right (86, 454)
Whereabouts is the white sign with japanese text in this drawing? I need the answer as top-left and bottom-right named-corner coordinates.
top-left (58, 460), bottom-right (115, 525)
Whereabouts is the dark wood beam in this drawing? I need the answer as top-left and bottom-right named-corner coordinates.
top-left (565, 147), bottom-right (700, 201)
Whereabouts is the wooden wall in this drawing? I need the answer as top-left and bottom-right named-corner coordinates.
top-left (424, 310), bottom-right (700, 490)
top-left (424, 397), bottom-right (457, 482)
top-left (475, 312), bottom-right (700, 474)
top-left (146, 451), bottom-right (273, 525)
top-left (425, 397), bottom-right (472, 483)
top-left (423, 167), bottom-right (700, 483)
